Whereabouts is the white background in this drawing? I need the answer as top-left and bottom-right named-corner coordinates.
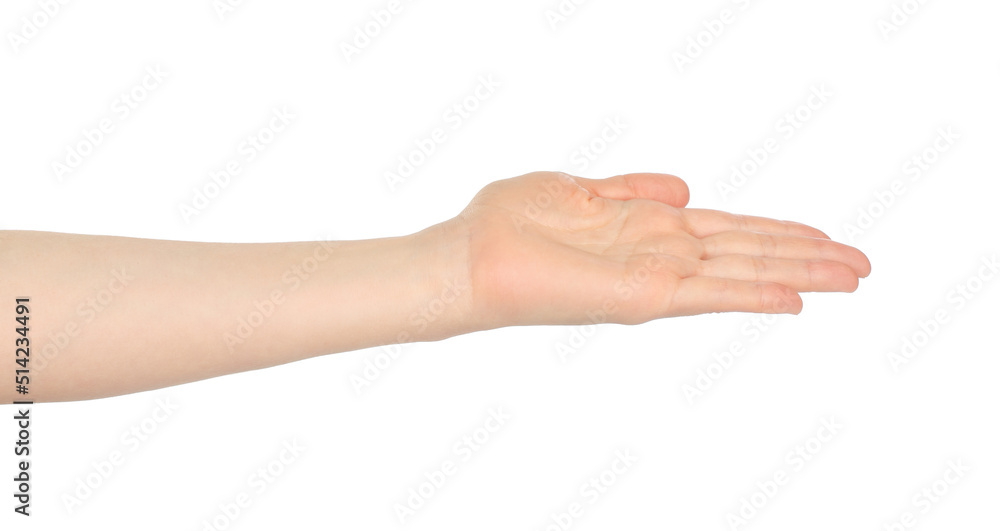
top-left (2, 0), bottom-right (999, 530)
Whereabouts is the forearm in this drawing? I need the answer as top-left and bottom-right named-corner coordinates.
top-left (0, 224), bottom-right (473, 403)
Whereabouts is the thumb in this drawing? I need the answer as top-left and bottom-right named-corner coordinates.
top-left (570, 172), bottom-right (690, 207)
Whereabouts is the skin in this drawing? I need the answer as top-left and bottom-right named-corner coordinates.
top-left (0, 171), bottom-right (870, 403)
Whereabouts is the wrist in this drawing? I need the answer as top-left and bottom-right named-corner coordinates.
top-left (401, 218), bottom-right (478, 342)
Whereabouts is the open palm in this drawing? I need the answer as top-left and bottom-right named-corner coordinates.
top-left (454, 171), bottom-right (870, 329)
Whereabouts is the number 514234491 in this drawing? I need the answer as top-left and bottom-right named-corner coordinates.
top-left (15, 298), bottom-right (30, 396)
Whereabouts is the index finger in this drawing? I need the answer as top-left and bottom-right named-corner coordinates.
top-left (680, 208), bottom-right (832, 240)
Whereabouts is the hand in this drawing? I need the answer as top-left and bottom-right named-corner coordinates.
top-left (448, 171), bottom-right (871, 329)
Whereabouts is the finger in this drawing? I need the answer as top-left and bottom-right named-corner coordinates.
top-left (697, 255), bottom-right (860, 293)
top-left (571, 173), bottom-right (690, 207)
top-left (681, 208), bottom-right (830, 239)
top-left (669, 277), bottom-right (803, 316)
top-left (701, 231), bottom-right (872, 278)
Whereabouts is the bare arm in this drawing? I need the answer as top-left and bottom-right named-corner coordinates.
top-left (0, 172), bottom-right (870, 403)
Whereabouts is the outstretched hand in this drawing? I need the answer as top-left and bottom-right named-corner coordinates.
top-left (448, 171), bottom-right (870, 330)
top-left (0, 171), bottom-right (872, 403)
